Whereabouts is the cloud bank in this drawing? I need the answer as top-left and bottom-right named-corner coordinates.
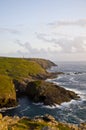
top-left (0, 27), bottom-right (20, 34)
top-left (36, 32), bottom-right (86, 53)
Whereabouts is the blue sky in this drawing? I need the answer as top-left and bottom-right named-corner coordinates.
top-left (0, 0), bottom-right (86, 61)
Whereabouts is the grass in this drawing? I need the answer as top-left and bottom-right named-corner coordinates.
top-left (0, 57), bottom-right (46, 79)
top-left (0, 75), bottom-right (16, 107)
top-left (58, 123), bottom-right (71, 130)
top-left (9, 118), bottom-right (48, 130)
top-left (0, 75), bottom-right (16, 99)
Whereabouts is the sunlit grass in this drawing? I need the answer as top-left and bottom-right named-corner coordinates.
top-left (0, 57), bottom-right (46, 79)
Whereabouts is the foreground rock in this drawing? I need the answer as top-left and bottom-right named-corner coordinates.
top-left (0, 113), bottom-right (85, 130)
top-left (26, 80), bottom-right (79, 106)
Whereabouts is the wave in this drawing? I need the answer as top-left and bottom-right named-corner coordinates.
top-left (69, 77), bottom-right (78, 83)
top-left (0, 105), bottom-right (20, 112)
top-left (40, 98), bottom-right (85, 111)
top-left (33, 102), bottom-right (43, 106)
top-left (20, 106), bottom-right (30, 113)
top-left (58, 84), bottom-right (86, 100)
top-left (41, 104), bottom-right (60, 109)
top-left (66, 71), bottom-right (86, 76)
top-left (60, 99), bottom-right (83, 108)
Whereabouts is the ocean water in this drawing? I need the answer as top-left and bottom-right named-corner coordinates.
top-left (1, 62), bottom-right (86, 124)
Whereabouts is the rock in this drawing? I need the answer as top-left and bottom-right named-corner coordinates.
top-left (42, 126), bottom-right (53, 130)
top-left (79, 123), bottom-right (86, 130)
top-left (42, 126), bottom-right (59, 130)
top-left (26, 80), bottom-right (79, 105)
top-left (43, 114), bottom-right (55, 122)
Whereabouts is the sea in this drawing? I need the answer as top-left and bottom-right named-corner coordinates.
top-left (1, 61), bottom-right (86, 124)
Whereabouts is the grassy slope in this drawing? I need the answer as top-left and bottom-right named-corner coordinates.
top-left (0, 57), bottom-right (46, 79)
top-left (0, 75), bottom-right (16, 98)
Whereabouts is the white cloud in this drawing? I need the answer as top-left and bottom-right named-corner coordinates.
top-left (36, 32), bottom-right (86, 53)
top-left (1, 18), bottom-right (86, 61)
top-left (36, 18), bottom-right (86, 55)
top-left (48, 19), bottom-right (86, 27)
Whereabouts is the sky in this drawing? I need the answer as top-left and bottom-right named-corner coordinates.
top-left (0, 0), bottom-right (86, 61)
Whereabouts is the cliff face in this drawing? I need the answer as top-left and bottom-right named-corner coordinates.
top-left (0, 113), bottom-right (85, 130)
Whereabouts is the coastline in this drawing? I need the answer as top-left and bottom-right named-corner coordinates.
top-left (0, 58), bottom-right (86, 127)
top-left (0, 61), bottom-right (80, 110)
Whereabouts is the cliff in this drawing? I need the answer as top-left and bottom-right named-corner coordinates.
top-left (0, 57), bottom-right (56, 107)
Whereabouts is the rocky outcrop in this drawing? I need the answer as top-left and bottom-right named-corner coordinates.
top-left (0, 113), bottom-right (85, 130)
top-left (26, 80), bottom-right (79, 106)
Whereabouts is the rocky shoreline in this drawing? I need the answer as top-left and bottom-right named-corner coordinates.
top-left (0, 58), bottom-right (83, 130)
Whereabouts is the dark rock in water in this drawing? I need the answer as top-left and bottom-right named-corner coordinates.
top-left (26, 80), bottom-right (79, 106)
top-left (74, 72), bottom-right (82, 74)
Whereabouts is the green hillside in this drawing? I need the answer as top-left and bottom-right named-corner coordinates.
top-left (0, 57), bottom-right (47, 79)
